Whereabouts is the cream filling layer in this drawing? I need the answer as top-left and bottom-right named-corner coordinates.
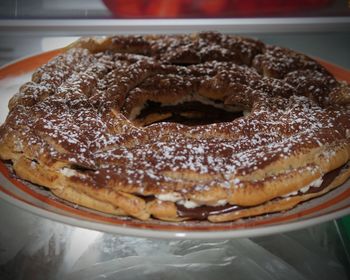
top-left (60, 167), bottom-right (78, 177)
top-left (156, 192), bottom-right (227, 208)
top-left (157, 177), bottom-right (324, 210)
top-left (281, 177), bottom-right (323, 198)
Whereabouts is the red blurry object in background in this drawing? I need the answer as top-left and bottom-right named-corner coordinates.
top-left (103, 0), bottom-right (332, 18)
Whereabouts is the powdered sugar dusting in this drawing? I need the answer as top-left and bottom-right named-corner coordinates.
top-left (1, 32), bottom-right (349, 202)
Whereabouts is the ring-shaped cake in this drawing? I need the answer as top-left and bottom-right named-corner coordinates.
top-left (0, 32), bottom-right (349, 222)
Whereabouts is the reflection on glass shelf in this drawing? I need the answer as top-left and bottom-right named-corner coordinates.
top-left (0, 199), bottom-right (349, 279)
top-left (0, 0), bottom-right (349, 19)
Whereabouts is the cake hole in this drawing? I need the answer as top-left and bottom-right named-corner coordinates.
top-left (134, 101), bottom-right (244, 126)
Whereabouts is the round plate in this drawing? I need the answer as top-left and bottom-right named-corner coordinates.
top-left (0, 50), bottom-right (350, 239)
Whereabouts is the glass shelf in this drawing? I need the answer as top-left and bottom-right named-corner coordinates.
top-left (0, 200), bottom-right (349, 279)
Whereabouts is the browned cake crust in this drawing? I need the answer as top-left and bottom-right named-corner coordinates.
top-left (0, 32), bottom-right (350, 222)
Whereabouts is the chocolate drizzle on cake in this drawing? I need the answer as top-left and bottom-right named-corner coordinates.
top-left (176, 164), bottom-right (346, 220)
top-left (1, 32), bottom-right (349, 222)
